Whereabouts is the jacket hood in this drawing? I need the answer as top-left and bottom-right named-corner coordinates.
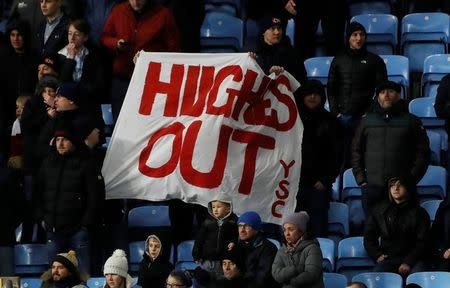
top-left (145, 234), bottom-right (163, 260)
top-left (207, 194), bottom-right (233, 220)
top-left (297, 79), bottom-right (327, 114)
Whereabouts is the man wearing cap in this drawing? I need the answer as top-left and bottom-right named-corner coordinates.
top-left (36, 125), bottom-right (98, 272)
top-left (328, 21), bottom-right (387, 169)
top-left (40, 250), bottom-right (88, 288)
top-left (296, 80), bottom-right (342, 237)
top-left (230, 211), bottom-right (279, 288)
top-left (38, 54), bottom-right (60, 80)
top-left (352, 80), bottom-right (430, 215)
top-left (250, 14), bottom-right (306, 85)
top-left (272, 211), bottom-right (324, 288)
top-left (208, 246), bottom-right (249, 288)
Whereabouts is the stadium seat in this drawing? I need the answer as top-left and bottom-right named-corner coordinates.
top-left (318, 237), bottom-right (335, 272)
top-left (323, 272), bottom-right (347, 288)
top-left (128, 205), bottom-right (171, 227)
top-left (380, 55), bottom-right (409, 98)
top-left (204, 0), bottom-right (243, 17)
top-left (332, 176), bottom-right (341, 201)
top-left (175, 240), bottom-right (199, 270)
top-left (268, 238), bottom-right (281, 250)
top-left (328, 202), bottom-right (349, 238)
top-left (304, 56), bottom-right (334, 86)
top-left (286, 19), bottom-right (295, 46)
top-left (14, 244), bottom-right (49, 275)
top-left (420, 199), bottom-right (442, 223)
top-left (348, 1), bottom-right (392, 18)
top-left (87, 277), bottom-right (105, 288)
top-left (129, 241), bottom-right (145, 273)
top-left (426, 130), bottom-right (442, 165)
top-left (406, 271), bottom-right (450, 288)
top-left (336, 237), bottom-right (374, 280)
top-left (417, 165), bottom-right (447, 201)
top-left (401, 13), bottom-right (450, 72)
top-left (101, 104), bottom-right (113, 136)
top-left (352, 272), bottom-right (403, 288)
top-left (200, 11), bottom-right (244, 52)
top-left (342, 169), bottom-right (365, 233)
top-left (422, 54), bottom-right (450, 98)
top-left (409, 96), bottom-right (445, 127)
top-left (351, 14), bottom-right (398, 55)
top-left (20, 278), bottom-right (41, 288)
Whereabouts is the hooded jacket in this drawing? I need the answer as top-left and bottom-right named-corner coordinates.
top-left (351, 99), bottom-right (430, 187)
top-left (272, 238), bottom-right (324, 288)
top-left (192, 195), bottom-right (238, 261)
top-left (363, 188), bottom-right (430, 267)
top-left (327, 23), bottom-right (387, 117)
top-left (137, 235), bottom-right (173, 288)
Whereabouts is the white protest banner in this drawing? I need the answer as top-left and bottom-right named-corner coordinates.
top-left (102, 52), bottom-right (303, 224)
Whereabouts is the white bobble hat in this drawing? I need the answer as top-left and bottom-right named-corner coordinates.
top-left (104, 249), bottom-right (129, 278)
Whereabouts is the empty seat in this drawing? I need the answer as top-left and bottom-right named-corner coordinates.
top-left (336, 237), bottom-right (374, 280)
top-left (409, 96), bottom-right (446, 127)
top-left (348, 1), bottom-right (392, 18)
top-left (200, 11), bottom-right (244, 52)
top-left (304, 56), bottom-right (334, 86)
top-left (352, 272), bottom-right (403, 288)
top-left (380, 55), bottom-right (409, 98)
top-left (401, 13), bottom-right (450, 72)
top-left (342, 169), bottom-right (365, 233)
top-left (87, 277), bottom-right (105, 288)
top-left (406, 271), bottom-right (450, 288)
top-left (20, 278), bottom-right (41, 288)
top-left (426, 130), bottom-right (442, 165)
top-left (175, 240), bottom-right (199, 270)
top-left (318, 237), bottom-right (335, 272)
top-left (420, 199), bottom-right (442, 223)
top-left (268, 238), bottom-right (281, 250)
top-left (15, 244), bottom-right (49, 275)
top-left (129, 241), bottom-right (145, 273)
top-left (204, 0), bottom-right (243, 17)
top-left (128, 205), bottom-right (171, 228)
top-left (417, 165), bottom-right (447, 201)
top-left (351, 14), bottom-right (398, 55)
top-left (422, 54), bottom-right (450, 98)
top-left (323, 272), bottom-right (347, 288)
top-left (328, 202), bottom-right (349, 238)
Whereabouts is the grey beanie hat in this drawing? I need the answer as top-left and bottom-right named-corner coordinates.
top-left (282, 211), bottom-right (310, 232)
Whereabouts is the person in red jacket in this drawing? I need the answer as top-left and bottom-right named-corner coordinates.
top-left (101, 0), bottom-right (180, 122)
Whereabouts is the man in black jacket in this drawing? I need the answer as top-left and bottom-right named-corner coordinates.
top-left (296, 80), bottom-right (342, 237)
top-left (363, 177), bottom-right (430, 276)
top-left (36, 126), bottom-right (98, 273)
top-left (352, 81), bottom-right (430, 215)
top-left (328, 21), bottom-right (387, 168)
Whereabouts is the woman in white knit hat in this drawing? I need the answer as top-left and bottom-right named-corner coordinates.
top-left (103, 249), bottom-right (134, 288)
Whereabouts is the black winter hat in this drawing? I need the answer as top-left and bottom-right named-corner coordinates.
top-left (298, 79), bottom-right (326, 99)
top-left (36, 75), bottom-right (59, 97)
top-left (56, 82), bottom-right (81, 105)
top-left (347, 21), bottom-right (367, 41)
top-left (375, 80), bottom-right (401, 95)
top-left (260, 15), bottom-right (284, 33)
top-left (222, 246), bottom-right (246, 273)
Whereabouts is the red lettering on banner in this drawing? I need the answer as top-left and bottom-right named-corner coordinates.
top-left (271, 159), bottom-right (296, 218)
top-left (139, 122), bottom-right (184, 177)
top-left (139, 62), bottom-right (184, 116)
top-left (206, 65), bottom-right (243, 117)
top-left (180, 120), bottom-right (233, 188)
top-left (268, 75), bottom-right (297, 131)
top-left (180, 66), bottom-right (215, 117)
top-left (232, 130), bottom-right (275, 195)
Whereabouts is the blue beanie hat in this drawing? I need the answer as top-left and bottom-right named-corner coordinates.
top-left (238, 211), bottom-right (262, 230)
top-left (56, 82), bottom-right (80, 105)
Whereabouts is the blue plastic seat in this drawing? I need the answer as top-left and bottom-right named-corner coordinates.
top-left (420, 199), bottom-right (442, 223)
top-left (352, 272), bottom-right (403, 288)
top-left (380, 55), bottom-right (409, 98)
top-left (128, 205), bottom-right (171, 228)
top-left (200, 11), bottom-right (244, 52)
top-left (129, 241), bottom-right (145, 273)
top-left (422, 54), bottom-right (450, 98)
top-left (328, 202), bottom-right (350, 238)
top-left (20, 278), bottom-right (41, 288)
top-left (323, 272), bottom-right (347, 288)
top-left (401, 13), bottom-right (450, 72)
top-left (417, 165), bottom-right (447, 201)
top-left (351, 14), bottom-right (398, 55)
top-left (101, 103), bottom-right (113, 136)
top-left (268, 238), bottom-right (281, 250)
top-left (348, 1), bottom-right (392, 18)
top-left (15, 244), bottom-right (49, 275)
top-left (336, 237), bottom-right (374, 280)
top-left (204, 0), bottom-right (242, 17)
top-left (304, 56), bottom-right (334, 86)
top-left (286, 19), bottom-right (295, 46)
top-left (426, 130), bottom-right (442, 165)
top-left (406, 271), bottom-right (450, 288)
top-left (409, 96), bottom-right (446, 127)
top-left (342, 169), bottom-right (365, 233)
top-left (175, 240), bottom-right (199, 270)
top-left (318, 237), bottom-right (335, 272)
top-left (87, 277), bottom-right (105, 288)
top-left (332, 176), bottom-right (341, 201)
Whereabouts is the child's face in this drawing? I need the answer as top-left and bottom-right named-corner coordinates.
top-left (16, 101), bottom-right (25, 119)
top-left (42, 87), bottom-right (56, 107)
top-left (147, 238), bottom-right (161, 260)
top-left (211, 201), bottom-right (230, 219)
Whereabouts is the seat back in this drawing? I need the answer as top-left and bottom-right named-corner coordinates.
top-left (348, 1), bottom-right (392, 18)
top-left (200, 11), bottom-right (244, 52)
top-left (417, 165), bottom-right (447, 201)
top-left (318, 237), bottom-right (335, 272)
top-left (128, 205), bottom-right (171, 227)
top-left (422, 54), bottom-right (450, 98)
top-left (352, 272), bottom-right (403, 288)
top-left (129, 241), bottom-right (145, 273)
top-left (342, 169), bottom-right (365, 233)
top-left (204, 0), bottom-right (242, 17)
top-left (323, 272), bottom-right (347, 288)
top-left (328, 202), bottom-right (349, 237)
top-left (408, 97), bottom-right (445, 127)
top-left (420, 199), bottom-right (442, 223)
top-left (304, 56), bottom-right (334, 86)
top-left (426, 130), bottom-right (442, 165)
top-left (175, 240), bottom-right (199, 270)
top-left (268, 238), bottom-right (281, 250)
top-left (20, 278), bottom-right (41, 288)
top-left (380, 55), bottom-right (409, 97)
top-left (87, 277), bottom-right (106, 288)
top-left (337, 237), bottom-right (374, 280)
top-left (351, 14), bottom-right (398, 54)
top-left (14, 244), bottom-right (48, 275)
top-left (406, 271), bottom-right (450, 288)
